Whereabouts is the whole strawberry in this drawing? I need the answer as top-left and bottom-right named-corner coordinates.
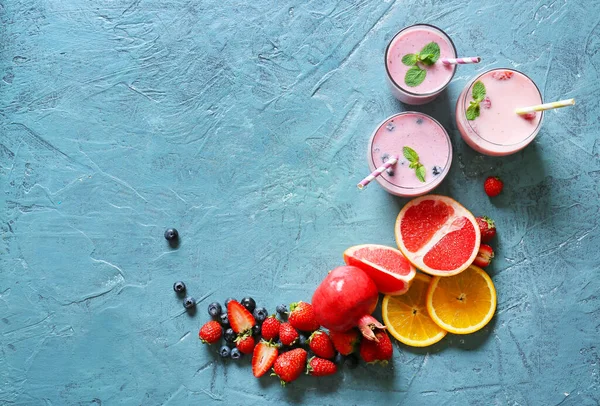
top-left (308, 330), bottom-right (335, 359)
top-left (280, 323), bottom-right (299, 346)
top-left (261, 316), bottom-right (281, 341)
top-left (476, 216), bottom-right (497, 243)
top-left (330, 329), bottom-right (360, 355)
top-left (199, 320), bottom-right (222, 344)
top-left (235, 334), bottom-right (256, 355)
top-left (474, 244), bottom-right (494, 267)
top-left (306, 356), bottom-right (337, 377)
top-left (272, 348), bottom-right (307, 385)
top-left (484, 176), bottom-right (503, 197)
top-left (359, 330), bottom-right (392, 365)
top-left (288, 301), bottom-right (320, 332)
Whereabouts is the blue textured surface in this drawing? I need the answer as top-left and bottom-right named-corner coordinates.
top-left (1, 0), bottom-right (599, 405)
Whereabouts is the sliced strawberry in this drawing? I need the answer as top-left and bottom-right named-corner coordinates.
top-left (252, 340), bottom-right (278, 378)
top-left (228, 300), bottom-right (255, 334)
top-left (473, 244), bottom-right (494, 267)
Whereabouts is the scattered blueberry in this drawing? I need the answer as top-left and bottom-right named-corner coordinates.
top-left (224, 297), bottom-right (235, 308)
top-left (386, 168), bottom-right (395, 176)
top-left (252, 324), bottom-right (261, 336)
top-left (183, 296), bottom-right (196, 309)
top-left (219, 345), bottom-right (231, 358)
top-left (208, 302), bottom-right (222, 318)
top-left (164, 228), bottom-right (179, 241)
top-left (334, 352), bottom-right (345, 365)
top-left (432, 166), bottom-right (442, 176)
top-left (223, 328), bottom-right (236, 343)
top-left (386, 122), bottom-right (395, 131)
top-left (173, 281), bottom-right (186, 294)
top-left (416, 118), bottom-right (423, 125)
top-left (241, 297), bottom-right (256, 313)
top-left (274, 340), bottom-right (283, 350)
top-left (344, 354), bottom-right (359, 369)
top-left (276, 304), bottom-right (288, 315)
top-left (230, 348), bottom-right (242, 360)
top-left (297, 334), bottom-right (308, 348)
top-left (381, 153), bottom-right (390, 163)
top-left (253, 307), bottom-right (268, 323)
top-left (219, 313), bottom-right (230, 327)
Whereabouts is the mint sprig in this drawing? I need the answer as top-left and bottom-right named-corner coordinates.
top-left (466, 81), bottom-right (486, 120)
top-left (402, 42), bottom-right (441, 87)
top-left (403, 146), bottom-right (426, 183)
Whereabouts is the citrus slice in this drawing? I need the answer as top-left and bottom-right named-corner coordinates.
top-left (343, 244), bottom-right (416, 295)
top-left (395, 195), bottom-right (480, 276)
top-left (426, 265), bottom-right (496, 334)
top-left (382, 273), bottom-right (447, 347)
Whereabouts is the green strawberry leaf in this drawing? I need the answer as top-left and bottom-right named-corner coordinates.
top-left (419, 42), bottom-right (440, 65)
top-left (403, 146), bottom-right (420, 163)
top-left (401, 53), bottom-right (418, 66)
top-left (472, 81), bottom-right (486, 102)
top-left (415, 164), bottom-right (426, 183)
top-left (404, 66), bottom-right (426, 87)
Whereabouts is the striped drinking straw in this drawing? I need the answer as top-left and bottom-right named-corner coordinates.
top-left (441, 57), bottom-right (481, 65)
top-left (515, 98), bottom-right (575, 115)
top-left (357, 155), bottom-right (399, 190)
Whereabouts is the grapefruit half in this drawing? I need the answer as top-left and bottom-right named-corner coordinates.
top-left (343, 244), bottom-right (416, 295)
top-left (395, 195), bottom-right (480, 277)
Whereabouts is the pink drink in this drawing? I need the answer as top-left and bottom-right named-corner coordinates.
top-left (456, 69), bottom-right (543, 156)
top-left (385, 24), bottom-right (457, 105)
top-left (367, 112), bottom-right (452, 197)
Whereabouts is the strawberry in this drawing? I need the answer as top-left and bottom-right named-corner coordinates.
top-left (272, 348), bottom-right (307, 385)
top-left (235, 333), bottom-right (256, 354)
top-left (306, 356), bottom-right (337, 377)
top-left (522, 112), bottom-right (537, 120)
top-left (476, 216), bottom-right (497, 243)
top-left (228, 300), bottom-right (255, 334)
top-left (279, 322), bottom-right (299, 346)
top-left (330, 329), bottom-right (360, 355)
top-left (474, 244), bottom-right (494, 267)
top-left (482, 96), bottom-right (492, 109)
top-left (252, 340), bottom-right (278, 378)
top-left (359, 330), bottom-right (392, 364)
top-left (491, 70), bottom-right (514, 80)
top-left (308, 330), bottom-right (335, 359)
top-left (199, 320), bottom-right (222, 344)
top-left (261, 316), bottom-right (281, 341)
top-left (484, 176), bottom-right (503, 197)
top-left (288, 301), bottom-right (320, 332)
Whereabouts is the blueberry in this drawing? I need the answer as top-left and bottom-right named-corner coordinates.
top-left (432, 166), bottom-right (442, 176)
top-left (386, 168), bottom-right (395, 176)
top-left (230, 348), bottom-right (242, 360)
top-left (208, 302), bottom-right (222, 318)
top-left (276, 304), bottom-right (288, 315)
top-left (241, 297), bottom-right (256, 313)
top-left (334, 352), bottom-right (345, 365)
top-left (386, 122), bottom-right (395, 131)
top-left (224, 297), bottom-right (235, 308)
top-left (183, 297), bottom-right (196, 309)
top-left (223, 328), bottom-right (236, 343)
top-left (274, 340), bottom-right (283, 350)
top-left (253, 307), bottom-right (268, 323)
top-left (252, 324), bottom-right (261, 336)
top-left (344, 354), bottom-right (359, 369)
top-left (297, 334), bottom-right (308, 348)
top-left (219, 345), bottom-right (231, 358)
top-left (219, 313), bottom-right (229, 327)
top-left (416, 118), bottom-right (423, 125)
top-left (164, 228), bottom-right (179, 241)
top-left (173, 281), bottom-right (186, 294)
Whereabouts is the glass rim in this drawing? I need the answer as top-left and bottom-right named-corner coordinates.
top-left (384, 24), bottom-right (458, 97)
top-left (369, 111), bottom-right (452, 191)
top-left (462, 68), bottom-right (544, 146)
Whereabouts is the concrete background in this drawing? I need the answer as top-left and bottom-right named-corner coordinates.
top-left (1, 0), bottom-right (599, 405)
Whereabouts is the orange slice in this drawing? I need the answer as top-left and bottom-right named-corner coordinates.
top-left (426, 265), bottom-right (497, 334)
top-left (395, 195), bottom-right (480, 276)
top-left (381, 273), bottom-right (447, 347)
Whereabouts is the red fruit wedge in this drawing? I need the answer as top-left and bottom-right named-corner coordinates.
top-left (228, 300), bottom-right (255, 334)
top-left (252, 340), bottom-right (278, 378)
top-left (343, 244), bottom-right (416, 295)
top-left (395, 195), bottom-right (480, 276)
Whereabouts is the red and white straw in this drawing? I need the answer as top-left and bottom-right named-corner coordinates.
top-left (441, 57), bottom-right (481, 65)
top-left (357, 155), bottom-right (399, 190)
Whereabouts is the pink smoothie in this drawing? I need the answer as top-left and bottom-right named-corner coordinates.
top-left (368, 112), bottom-right (452, 196)
top-left (385, 24), bottom-right (456, 105)
top-left (456, 69), bottom-right (543, 156)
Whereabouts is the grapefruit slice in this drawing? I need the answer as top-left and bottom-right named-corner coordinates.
top-left (343, 244), bottom-right (416, 295)
top-left (395, 195), bottom-right (480, 276)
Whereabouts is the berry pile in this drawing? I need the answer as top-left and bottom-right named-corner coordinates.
top-left (198, 298), bottom-right (392, 385)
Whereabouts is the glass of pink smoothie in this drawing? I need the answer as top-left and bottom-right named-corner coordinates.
top-left (367, 112), bottom-right (452, 197)
top-left (455, 68), bottom-right (544, 156)
top-left (385, 24), bottom-right (457, 105)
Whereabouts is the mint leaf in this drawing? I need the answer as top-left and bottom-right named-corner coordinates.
top-left (404, 66), bottom-right (426, 87)
top-left (401, 53), bottom-right (418, 66)
top-left (419, 42), bottom-right (440, 65)
top-left (403, 146), bottom-right (419, 163)
top-left (415, 164), bottom-right (426, 183)
top-left (409, 162), bottom-right (418, 169)
top-left (472, 81), bottom-right (486, 102)
top-left (466, 103), bottom-right (480, 120)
